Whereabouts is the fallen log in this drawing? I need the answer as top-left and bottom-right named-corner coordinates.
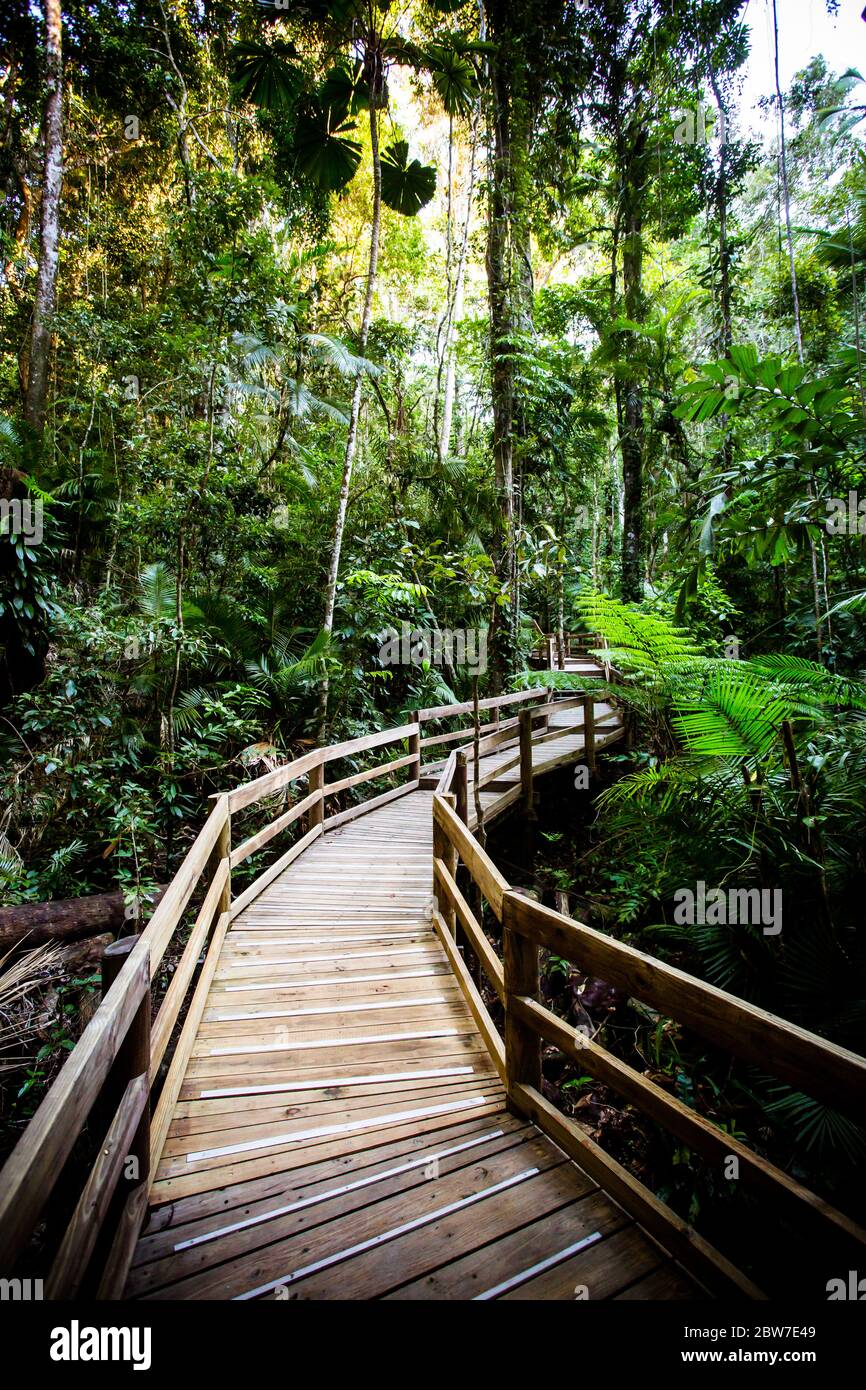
top-left (0, 889), bottom-right (166, 953)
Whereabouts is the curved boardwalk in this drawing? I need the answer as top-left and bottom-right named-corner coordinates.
top-left (126, 693), bottom-right (699, 1300)
top-left (6, 643), bottom-right (862, 1301)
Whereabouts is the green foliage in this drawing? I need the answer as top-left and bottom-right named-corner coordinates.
top-left (380, 142), bottom-right (437, 216)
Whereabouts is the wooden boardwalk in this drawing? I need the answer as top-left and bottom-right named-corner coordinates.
top-left (4, 636), bottom-right (865, 1302)
top-left (127, 699), bottom-right (699, 1300)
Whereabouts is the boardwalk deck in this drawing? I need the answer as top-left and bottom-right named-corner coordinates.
top-left (6, 639), bottom-right (863, 1299)
top-left (126, 692), bottom-right (702, 1301)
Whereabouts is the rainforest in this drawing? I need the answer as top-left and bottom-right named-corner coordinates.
top-left (1, 0), bottom-right (865, 1322)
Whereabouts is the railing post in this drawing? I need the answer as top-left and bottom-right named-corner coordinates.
top-left (432, 793), bottom-right (457, 936)
top-left (543, 686), bottom-right (553, 733)
top-left (408, 711), bottom-right (421, 784)
top-left (622, 702), bottom-right (633, 750)
top-left (455, 750), bottom-right (468, 826)
top-left (502, 890), bottom-right (541, 1114)
top-left (101, 938), bottom-right (151, 1192)
top-left (451, 753), bottom-right (480, 979)
top-left (216, 797), bottom-right (231, 913)
top-left (519, 707), bottom-right (535, 819)
top-left (582, 693), bottom-right (596, 775)
top-left (308, 758), bottom-right (325, 832)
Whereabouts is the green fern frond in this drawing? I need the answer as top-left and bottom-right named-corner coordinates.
top-left (747, 653), bottom-right (866, 712)
top-left (672, 666), bottom-right (791, 758)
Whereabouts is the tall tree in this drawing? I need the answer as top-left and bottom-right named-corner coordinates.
top-left (482, 0), bottom-right (564, 676)
top-left (23, 0), bottom-right (63, 436)
top-left (231, 2), bottom-right (462, 728)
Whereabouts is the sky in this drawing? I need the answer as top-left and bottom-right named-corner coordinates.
top-left (742, 0), bottom-right (866, 127)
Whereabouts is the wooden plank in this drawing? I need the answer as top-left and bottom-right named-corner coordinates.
top-left (308, 762), bottom-right (324, 831)
top-left (433, 794), bottom-right (509, 919)
top-left (583, 694), bottom-right (596, 772)
top-left (435, 750), bottom-right (457, 795)
top-left (229, 825), bottom-right (323, 918)
top-left (388, 1190), bottom-right (628, 1300)
top-left (0, 948), bottom-right (150, 1272)
top-left (615, 1265), bottom-right (702, 1300)
top-left (519, 708), bottom-right (534, 815)
top-left (150, 1094), bottom-right (508, 1204)
top-left (46, 1073), bottom-right (149, 1299)
top-left (502, 890), bottom-right (866, 1117)
top-left (139, 796), bottom-right (229, 975)
top-left (325, 753), bottom-right (415, 797)
top-left (325, 781), bottom-right (418, 831)
top-left (230, 790), bottom-right (322, 868)
top-left (130, 1124), bottom-right (530, 1296)
top-left (433, 913), bottom-right (506, 1081)
top-left (149, 911), bottom-right (231, 1182)
top-left (433, 857), bottom-right (504, 1000)
top-left (513, 996), bottom-right (866, 1252)
top-left (471, 718), bottom-right (521, 759)
top-left (420, 722), bottom-right (497, 749)
top-left (322, 721), bottom-right (419, 764)
top-left (475, 783), bottom-right (521, 826)
top-left (477, 749), bottom-right (522, 790)
top-left (433, 799), bottom-right (457, 936)
top-left (510, 1083), bottom-right (765, 1300)
top-left (418, 690), bottom-right (545, 722)
top-left (96, 1181), bottom-right (151, 1300)
top-left (146, 1134), bottom-right (562, 1299)
top-left (257, 1158), bottom-right (585, 1304)
top-left (227, 750), bottom-right (322, 814)
top-left (455, 752), bottom-right (468, 824)
top-left (228, 724), bottom-right (418, 814)
top-left (499, 1223), bottom-right (664, 1301)
top-left (503, 894), bottom-right (541, 1104)
top-left (151, 858), bottom-right (229, 1072)
top-left (527, 718), bottom-right (586, 751)
top-left (140, 1113), bottom-right (525, 1244)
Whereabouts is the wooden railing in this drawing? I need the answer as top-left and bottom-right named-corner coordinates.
top-left (434, 689), bottom-right (626, 818)
top-left (0, 680), bottom-right (596, 1296)
top-left (430, 793), bottom-right (866, 1300)
top-left (0, 793), bottom-right (231, 1295)
top-left (529, 630), bottom-right (607, 670)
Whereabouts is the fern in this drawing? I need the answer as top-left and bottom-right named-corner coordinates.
top-left (747, 653), bottom-right (866, 713)
top-left (671, 666), bottom-right (792, 758)
top-left (762, 1085), bottom-right (866, 1163)
top-left (577, 592), bottom-right (702, 672)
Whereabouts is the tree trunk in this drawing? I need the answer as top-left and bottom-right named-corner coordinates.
top-left (438, 115), bottom-right (477, 459)
top-left (317, 99), bottom-right (383, 736)
top-left (23, 0), bottom-right (63, 435)
top-left (485, 0), bottom-right (535, 682)
top-left (0, 888), bottom-right (166, 953)
top-left (486, 35), bottom-right (514, 569)
top-left (618, 163), bottom-right (645, 603)
top-left (771, 0), bottom-right (828, 654)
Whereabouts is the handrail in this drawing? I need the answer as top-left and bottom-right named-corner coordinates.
top-left (0, 937), bottom-right (151, 1288)
top-left (430, 792), bottom-right (866, 1296)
